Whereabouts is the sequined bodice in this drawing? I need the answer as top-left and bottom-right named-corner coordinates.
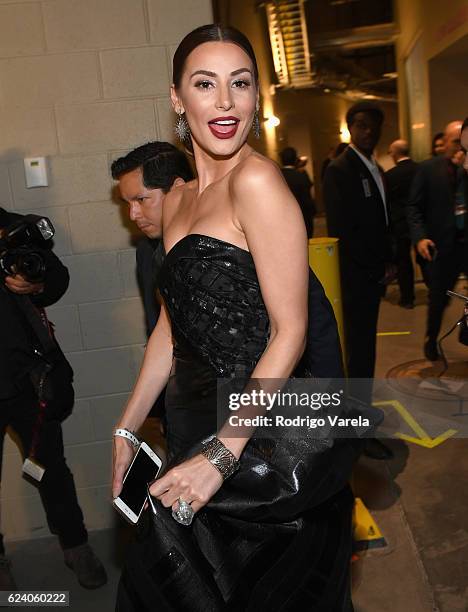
top-left (158, 234), bottom-right (270, 377)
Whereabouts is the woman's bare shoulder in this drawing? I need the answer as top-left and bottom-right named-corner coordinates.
top-left (232, 152), bottom-right (282, 190)
top-left (229, 151), bottom-right (290, 211)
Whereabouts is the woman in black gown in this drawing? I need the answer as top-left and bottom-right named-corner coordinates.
top-left (113, 24), bottom-right (363, 611)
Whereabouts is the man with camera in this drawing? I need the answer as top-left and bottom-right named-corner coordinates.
top-left (0, 208), bottom-right (106, 590)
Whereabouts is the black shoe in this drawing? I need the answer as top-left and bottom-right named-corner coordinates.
top-left (424, 337), bottom-right (440, 361)
top-left (363, 439), bottom-right (394, 460)
top-left (0, 555), bottom-right (17, 590)
top-left (64, 543), bottom-right (107, 589)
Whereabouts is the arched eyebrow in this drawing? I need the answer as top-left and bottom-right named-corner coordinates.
top-left (190, 68), bottom-right (252, 78)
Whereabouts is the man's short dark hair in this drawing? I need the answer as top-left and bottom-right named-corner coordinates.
top-left (111, 142), bottom-right (193, 193)
top-left (346, 101), bottom-right (384, 127)
top-left (280, 147), bottom-right (298, 167)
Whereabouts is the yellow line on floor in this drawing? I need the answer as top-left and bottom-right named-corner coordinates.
top-left (377, 331), bottom-right (412, 336)
top-left (373, 399), bottom-right (458, 448)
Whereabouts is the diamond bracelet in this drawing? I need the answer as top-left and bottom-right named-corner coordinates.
top-left (201, 437), bottom-right (240, 480)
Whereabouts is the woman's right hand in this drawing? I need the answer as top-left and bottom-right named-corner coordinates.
top-left (112, 436), bottom-right (135, 498)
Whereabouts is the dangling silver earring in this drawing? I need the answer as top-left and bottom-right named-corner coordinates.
top-left (252, 109), bottom-right (261, 139)
top-left (175, 111), bottom-right (190, 142)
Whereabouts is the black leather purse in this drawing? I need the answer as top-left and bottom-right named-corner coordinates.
top-left (117, 426), bottom-right (368, 611)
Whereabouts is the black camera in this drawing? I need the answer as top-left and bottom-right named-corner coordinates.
top-left (0, 214), bottom-right (55, 283)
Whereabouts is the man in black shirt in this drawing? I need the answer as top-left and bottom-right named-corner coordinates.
top-left (407, 120), bottom-right (466, 361)
top-left (0, 208), bottom-right (106, 590)
top-left (280, 147), bottom-right (316, 238)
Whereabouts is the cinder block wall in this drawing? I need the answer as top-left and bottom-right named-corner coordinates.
top-left (0, 0), bottom-right (212, 542)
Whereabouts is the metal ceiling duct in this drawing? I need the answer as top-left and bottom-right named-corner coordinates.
top-left (265, 0), bottom-right (312, 87)
top-left (263, 0), bottom-right (398, 100)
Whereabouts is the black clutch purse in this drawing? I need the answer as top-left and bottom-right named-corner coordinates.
top-left (168, 388), bottom-right (382, 522)
top-left (117, 431), bottom-right (364, 611)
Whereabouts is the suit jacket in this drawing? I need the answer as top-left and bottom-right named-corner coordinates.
top-left (407, 155), bottom-right (468, 254)
top-left (0, 208), bottom-right (69, 399)
top-left (135, 236), bottom-right (166, 417)
top-left (323, 147), bottom-right (392, 289)
top-left (281, 167), bottom-right (316, 238)
top-left (385, 158), bottom-right (419, 239)
top-left (136, 237), bottom-right (163, 337)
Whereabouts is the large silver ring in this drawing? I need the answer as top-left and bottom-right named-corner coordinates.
top-left (171, 497), bottom-right (194, 526)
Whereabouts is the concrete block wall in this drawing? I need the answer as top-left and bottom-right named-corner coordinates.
top-left (0, 0), bottom-right (212, 543)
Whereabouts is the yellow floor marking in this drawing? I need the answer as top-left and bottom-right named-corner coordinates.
top-left (377, 331), bottom-right (412, 336)
top-left (373, 399), bottom-right (457, 448)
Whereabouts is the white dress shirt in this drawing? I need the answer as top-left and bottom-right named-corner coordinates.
top-left (349, 143), bottom-right (389, 226)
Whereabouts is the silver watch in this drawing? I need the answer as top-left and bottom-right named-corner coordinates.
top-left (201, 437), bottom-right (240, 480)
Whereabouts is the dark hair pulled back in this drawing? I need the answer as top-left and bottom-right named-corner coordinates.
top-left (172, 24), bottom-right (259, 89)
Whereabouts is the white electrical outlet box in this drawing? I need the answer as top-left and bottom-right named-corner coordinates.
top-left (24, 157), bottom-right (48, 188)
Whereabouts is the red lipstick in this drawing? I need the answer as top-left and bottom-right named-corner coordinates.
top-left (208, 116), bottom-right (240, 139)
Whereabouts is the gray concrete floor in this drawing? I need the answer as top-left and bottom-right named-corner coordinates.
top-left (6, 523), bottom-right (128, 611)
top-left (5, 233), bottom-right (468, 611)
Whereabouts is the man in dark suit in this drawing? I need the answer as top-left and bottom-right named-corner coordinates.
top-left (323, 101), bottom-right (394, 459)
top-left (111, 142), bottom-right (193, 416)
top-left (406, 120), bottom-right (466, 361)
top-left (280, 147), bottom-right (316, 238)
top-left (112, 142), bottom-right (193, 335)
top-left (386, 139), bottom-right (419, 308)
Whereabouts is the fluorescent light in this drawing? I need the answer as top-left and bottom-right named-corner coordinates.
top-left (265, 116), bottom-right (280, 128)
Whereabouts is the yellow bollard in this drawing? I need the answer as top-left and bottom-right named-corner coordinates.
top-left (308, 240), bottom-right (386, 552)
top-left (308, 237), bottom-right (345, 359)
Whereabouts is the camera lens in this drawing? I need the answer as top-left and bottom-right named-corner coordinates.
top-left (15, 250), bottom-right (46, 282)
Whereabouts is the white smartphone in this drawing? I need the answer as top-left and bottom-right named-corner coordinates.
top-left (113, 442), bottom-right (163, 524)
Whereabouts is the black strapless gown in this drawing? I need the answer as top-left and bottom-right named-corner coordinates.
top-left (117, 234), bottom-right (359, 612)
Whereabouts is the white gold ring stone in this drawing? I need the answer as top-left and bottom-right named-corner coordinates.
top-left (172, 498), bottom-right (194, 526)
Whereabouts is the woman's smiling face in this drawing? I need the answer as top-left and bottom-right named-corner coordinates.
top-left (171, 41), bottom-right (258, 158)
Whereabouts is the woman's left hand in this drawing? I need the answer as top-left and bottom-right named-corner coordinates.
top-left (149, 453), bottom-right (223, 515)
